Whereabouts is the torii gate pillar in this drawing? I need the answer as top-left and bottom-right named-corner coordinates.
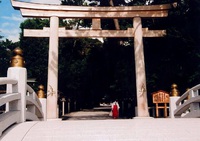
top-left (47, 16), bottom-right (59, 119)
top-left (134, 17), bottom-right (149, 117)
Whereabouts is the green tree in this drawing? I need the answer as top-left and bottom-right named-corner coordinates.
top-left (0, 39), bottom-right (19, 77)
top-left (20, 18), bottom-right (49, 87)
top-left (144, 0), bottom-right (200, 96)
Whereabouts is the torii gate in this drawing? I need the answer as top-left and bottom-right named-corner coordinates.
top-left (11, 0), bottom-right (174, 119)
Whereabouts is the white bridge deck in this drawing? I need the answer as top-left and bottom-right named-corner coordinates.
top-left (1, 118), bottom-right (200, 141)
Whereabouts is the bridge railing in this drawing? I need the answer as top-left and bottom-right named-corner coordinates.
top-left (0, 77), bottom-right (20, 136)
top-left (0, 66), bottom-right (46, 136)
top-left (174, 84), bottom-right (200, 118)
top-left (26, 84), bottom-right (44, 121)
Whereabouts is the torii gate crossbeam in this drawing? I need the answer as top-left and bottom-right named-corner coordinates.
top-left (11, 0), bottom-right (174, 119)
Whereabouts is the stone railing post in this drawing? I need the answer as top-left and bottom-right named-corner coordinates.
top-left (169, 83), bottom-right (180, 118)
top-left (189, 89), bottom-right (200, 112)
top-left (37, 85), bottom-right (47, 121)
top-left (7, 48), bottom-right (27, 122)
top-left (169, 97), bottom-right (180, 118)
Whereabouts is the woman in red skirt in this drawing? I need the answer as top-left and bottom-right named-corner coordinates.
top-left (111, 101), bottom-right (120, 119)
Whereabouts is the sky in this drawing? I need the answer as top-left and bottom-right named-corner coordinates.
top-left (0, 0), bottom-right (61, 42)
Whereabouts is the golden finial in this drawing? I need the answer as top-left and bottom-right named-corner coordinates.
top-left (10, 47), bottom-right (25, 67)
top-left (170, 83), bottom-right (180, 97)
top-left (37, 85), bottom-right (46, 98)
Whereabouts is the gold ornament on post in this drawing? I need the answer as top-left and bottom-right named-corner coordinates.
top-left (37, 85), bottom-right (46, 98)
top-left (10, 47), bottom-right (25, 67)
top-left (170, 83), bottom-right (180, 97)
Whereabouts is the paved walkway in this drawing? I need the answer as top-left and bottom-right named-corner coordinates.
top-left (62, 109), bottom-right (112, 120)
top-left (1, 111), bottom-right (200, 141)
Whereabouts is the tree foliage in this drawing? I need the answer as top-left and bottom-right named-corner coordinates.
top-left (0, 38), bottom-right (19, 91)
top-left (20, 19), bottom-right (49, 87)
top-left (0, 39), bottom-right (19, 77)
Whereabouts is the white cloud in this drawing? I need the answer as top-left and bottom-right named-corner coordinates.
top-left (1, 22), bottom-right (11, 28)
top-left (0, 28), bottom-right (19, 35)
top-left (0, 14), bottom-right (24, 42)
top-left (2, 14), bottom-right (24, 22)
top-left (0, 28), bottom-right (20, 42)
top-left (0, 19), bottom-right (22, 42)
top-left (6, 34), bottom-right (20, 42)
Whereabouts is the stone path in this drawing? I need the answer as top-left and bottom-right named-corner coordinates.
top-left (62, 110), bottom-right (113, 120)
top-left (62, 107), bottom-right (113, 120)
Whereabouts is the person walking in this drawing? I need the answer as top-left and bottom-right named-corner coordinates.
top-left (111, 100), bottom-right (120, 119)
